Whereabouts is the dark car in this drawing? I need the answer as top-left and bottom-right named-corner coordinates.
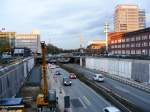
top-left (55, 71), bottom-right (61, 75)
top-left (63, 77), bottom-right (72, 86)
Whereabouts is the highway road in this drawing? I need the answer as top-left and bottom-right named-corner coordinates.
top-left (66, 64), bottom-right (150, 112)
top-left (50, 67), bottom-right (115, 112)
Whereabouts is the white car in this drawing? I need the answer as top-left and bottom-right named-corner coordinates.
top-left (48, 63), bottom-right (56, 69)
top-left (93, 74), bottom-right (104, 82)
top-left (103, 106), bottom-right (121, 112)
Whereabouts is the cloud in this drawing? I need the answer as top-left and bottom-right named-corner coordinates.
top-left (0, 0), bottom-right (150, 49)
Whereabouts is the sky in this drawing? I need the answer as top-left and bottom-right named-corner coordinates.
top-left (0, 0), bottom-right (150, 49)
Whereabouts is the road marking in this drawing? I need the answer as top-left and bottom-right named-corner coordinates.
top-left (78, 97), bottom-right (87, 109)
top-left (115, 86), bottom-right (130, 93)
top-left (80, 81), bottom-right (110, 106)
top-left (82, 96), bottom-right (91, 106)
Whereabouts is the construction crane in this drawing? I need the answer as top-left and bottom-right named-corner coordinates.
top-left (36, 41), bottom-right (57, 112)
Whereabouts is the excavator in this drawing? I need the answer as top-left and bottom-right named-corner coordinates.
top-left (36, 41), bottom-right (57, 112)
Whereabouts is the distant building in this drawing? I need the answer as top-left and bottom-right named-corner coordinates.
top-left (114, 4), bottom-right (146, 32)
top-left (0, 32), bottom-right (16, 52)
top-left (86, 40), bottom-right (106, 54)
top-left (15, 31), bottom-right (41, 53)
top-left (109, 28), bottom-right (150, 56)
top-left (139, 9), bottom-right (146, 29)
top-left (13, 47), bottom-right (31, 57)
top-left (87, 40), bottom-right (106, 49)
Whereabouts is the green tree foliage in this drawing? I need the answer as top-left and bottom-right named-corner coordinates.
top-left (46, 43), bottom-right (63, 54)
top-left (0, 37), bottom-right (10, 52)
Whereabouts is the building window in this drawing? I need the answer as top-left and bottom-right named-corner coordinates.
top-left (118, 50), bottom-right (121, 54)
top-left (115, 40), bottom-right (118, 44)
top-left (115, 45), bottom-right (118, 48)
top-left (122, 39), bottom-right (125, 42)
top-left (111, 45), bottom-right (114, 49)
top-left (142, 49), bottom-right (148, 55)
top-left (131, 50), bottom-right (135, 54)
top-left (131, 43), bottom-right (135, 47)
top-left (126, 50), bottom-right (130, 54)
top-left (136, 43), bottom-right (141, 47)
top-left (131, 37), bottom-right (135, 41)
top-left (136, 36), bottom-right (141, 41)
top-left (122, 44), bottom-right (125, 48)
top-left (118, 39), bottom-right (121, 43)
top-left (126, 38), bottom-right (130, 42)
top-left (111, 40), bottom-right (114, 44)
top-left (143, 42), bottom-right (148, 46)
top-left (122, 50), bottom-right (125, 54)
top-left (142, 35), bottom-right (147, 40)
top-left (126, 44), bottom-right (130, 48)
top-left (136, 50), bottom-right (141, 54)
top-left (118, 44), bottom-right (121, 48)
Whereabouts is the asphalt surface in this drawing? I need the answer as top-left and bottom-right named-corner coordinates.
top-left (50, 67), bottom-right (113, 112)
top-left (66, 64), bottom-right (150, 112)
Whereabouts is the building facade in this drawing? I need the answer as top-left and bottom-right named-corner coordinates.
top-left (114, 4), bottom-right (146, 32)
top-left (0, 32), bottom-right (16, 52)
top-left (109, 28), bottom-right (150, 56)
top-left (15, 31), bottom-right (41, 53)
top-left (86, 40), bottom-right (106, 54)
top-left (87, 40), bottom-right (106, 49)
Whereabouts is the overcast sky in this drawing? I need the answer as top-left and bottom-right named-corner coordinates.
top-left (0, 0), bottom-right (150, 49)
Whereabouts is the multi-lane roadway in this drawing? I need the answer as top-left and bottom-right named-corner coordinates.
top-left (66, 64), bottom-right (150, 112)
top-left (48, 66), bottom-right (117, 112)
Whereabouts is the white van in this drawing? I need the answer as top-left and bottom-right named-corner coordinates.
top-left (93, 74), bottom-right (104, 82)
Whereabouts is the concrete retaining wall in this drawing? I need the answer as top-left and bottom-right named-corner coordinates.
top-left (0, 57), bottom-right (34, 98)
top-left (85, 57), bottom-right (150, 83)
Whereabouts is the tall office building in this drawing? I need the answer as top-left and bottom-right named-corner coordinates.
top-left (15, 31), bottom-right (41, 53)
top-left (114, 4), bottom-right (146, 32)
top-left (139, 9), bottom-right (146, 29)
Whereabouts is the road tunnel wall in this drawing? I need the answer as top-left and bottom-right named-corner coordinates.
top-left (85, 57), bottom-right (150, 83)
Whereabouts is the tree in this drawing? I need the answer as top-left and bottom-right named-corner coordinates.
top-left (46, 43), bottom-right (63, 54)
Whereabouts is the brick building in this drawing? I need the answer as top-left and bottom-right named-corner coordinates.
top-left (109, 28), bottom-right (150, 56)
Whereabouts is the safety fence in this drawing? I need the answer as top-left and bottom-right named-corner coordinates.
top-left (0, 57), bottom-right (34, 98)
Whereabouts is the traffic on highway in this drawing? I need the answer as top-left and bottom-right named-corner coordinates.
top-left (62, 64), bottom-right (150, 112)
top-left (47, 63), bottom-right (121, 112)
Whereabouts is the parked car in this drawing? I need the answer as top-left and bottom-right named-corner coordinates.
top-left (103, 106), bottom-right (121, 112)
top-left (93, 74), bottom-right (104, 82)
top-left (69, 73), bottom-right (76, 79)
top-left (63, 77), bottom-right (72, 86)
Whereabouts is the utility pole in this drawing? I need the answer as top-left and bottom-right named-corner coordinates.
top-left (104, 21), bottom-right (109, 53)
top-left (80, 34), bottom-right (83, 52)
top-left (80, 34), bottom-right (83, 67)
